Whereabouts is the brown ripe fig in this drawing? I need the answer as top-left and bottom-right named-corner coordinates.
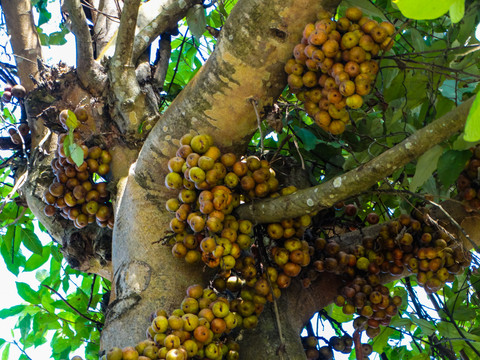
top-left (293, 43), bottom-right (308, 62)
top-left (49, 182), bottom-right (65, 197)
top-left (11, 84), bottom-right (26, 98)
top-left (349, 46), bottom-right (367, 63)
top-left (366, 212), bottom-right (379, 224)
top-left (322, 39), bottom-right (339, 58)
top-left (176, 144), bottom-right (193, 159)
top-left (2, 91), bottom-right (12, 103)
top-left (324, 257), bottom-right (338, 272)
top-left (96, 205), bottom-right (111, 222)
top-left (72, 185), bottom-right (87, 200)
top-left (86, 158), bottom-right (99, 173)
top-left (344, 203), bottom-right (357, 216)
top-left (18, 123), bottom-right (29, 137)
top-left (44, 204), bottom-right (56, 217)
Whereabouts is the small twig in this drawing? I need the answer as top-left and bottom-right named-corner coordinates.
top-left (12, 340), bottom-right (32, 360)
top-left (86, 274), bottom-right (97, 309)
top-left (270, 134), bottom-right (292, 165)
top-left (250, 98), bottom-right (264, 154)
top-left (0, 170), bottom-right (28, 213)
top-left (291, 132), bottom-right (305, 170)
top-left (43, 285), bottom-right (104, 327)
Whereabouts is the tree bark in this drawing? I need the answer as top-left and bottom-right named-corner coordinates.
top-left (101, 0), bottom-right (343, 354)
top-left (0, 0), bottom-right (42, 91)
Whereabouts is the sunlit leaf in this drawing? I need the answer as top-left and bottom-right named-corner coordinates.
top-left (1, 343), bottom-right (10, 360)
top-left (449, 0), bottom-right (465, 23)
top-left (0, 305), bottom-right (26, 319)
top-left (393, 0), bottom-right (455, 20)
top-left (68, 143), bottom-right (85, 167)
top-left (19, 227), bottom-right (43, 255)
top-left (464, 95), bottom-right (480, 142)
top-left (16, 282), bottom-right (41, 304)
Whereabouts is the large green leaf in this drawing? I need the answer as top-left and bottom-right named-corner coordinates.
top-left (16, 282), bottom-right (41, 304)
top-left (437, 150), bottom-right (471, 187)
top-left (393, 0), bottom-right (456, 20)
top-left (464, 96), bottom-right (480, 142)
top-left (410, 317), bottom-right (436, 336)
top-left (24, 245), bottom-right (50, 272)
top-left (409, 145), bottom-right (443, 191)
top-left (0, 305), bottom-right (26, 319)
top-left (186, 5), bottom-right (207, 40)
top-left (19, 227), bottom-right (43, 255)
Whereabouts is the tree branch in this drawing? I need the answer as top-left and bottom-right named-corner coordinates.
top-left (0, 0), bottom-right (42, 91)
top-left (112, 0), bottom-right (141, 66)
top-left (109, 0), bottom-right (146, 136)
top-left (131, 0), bottom-right (201, 63)
top-left (63, 0), bottom-right (107, 94)
top-left (43, 285), bottom-right (104, 327)
top-left (235, 95), bottom-right (476, 223)
top-left (153, 33), bottom-right (172, 91)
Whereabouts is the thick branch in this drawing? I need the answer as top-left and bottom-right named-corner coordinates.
top-left (109, 0), bottom-right (145, 136)
top-left (131, 0), bottom-right (201, 62)
top-left (63, 0), bottom-right (107, 94)
top-left (112, 0), bottom-right (141, 66)
top-left (135, 0), bottom-right (342, 191)
top-left (0, 0), bottom-right (42, 91)
top-left (236, 95), bottom-right (477, 223)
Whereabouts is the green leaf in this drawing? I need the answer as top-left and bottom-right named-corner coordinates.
top-left (63, 131), bottom-right (72, 158)
top-left (68, 143), bottom-right (85, 167)
top-left (410, 354), bottom-right (429, 360)
top-left (66, 110), bottom-right (79, 130)
top-left (372, 326), bottom-right (395, 353)
top-left (16, 282), bottom-right (41, 304)
top-left (409, 145), bottom-right (443, 191)
top-left (51, 245), bottom-right (63, 263)
top-left (0, 339), bottom-right (5, 348)
top-left (1, 343), bottom-right (9, 360)
top-left (437, 150), bottom-right (471, 187)
top-left (0, 305), bottom-right (26, 319)
top-left (19, 227), bottom-right (43, 255)
top-left (186, 4), bottom-right (207, 40)
top-left (24, 246), bottom-right (50, 272)
top-left (450, 306), bottom-right (476, 321)
top-left (411, 317), bottom-right (436, 336)
top-left (449, 0), bottom-right (465, 23)
top-left (393, 0), bottom-right (455, 20)
top-left (464, 96), bottom-right (480, 142)
top-left (294, 127), bottom-right (321, 151)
